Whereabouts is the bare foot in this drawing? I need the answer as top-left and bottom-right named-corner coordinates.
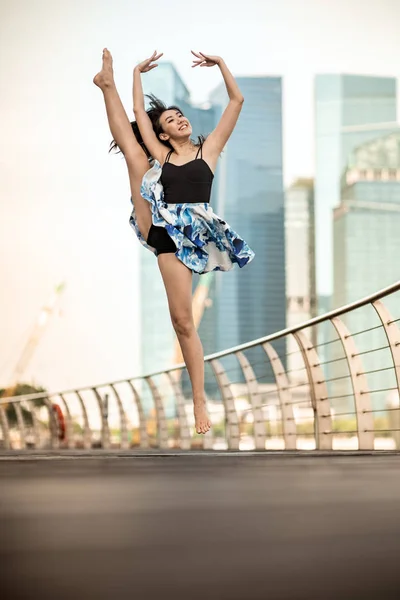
top-left (194, 400), bottom-right (211, 435)
top-left (93, 48), bottom-right (114, 89)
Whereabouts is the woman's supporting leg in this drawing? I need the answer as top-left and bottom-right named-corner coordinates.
top-left (157, 254), bottom-right (211, 434)
top-left (94, 48), bottom-right (152, 238)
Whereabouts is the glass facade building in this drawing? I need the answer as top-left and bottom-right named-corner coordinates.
top-left (285, 178), bottom-right (317, 378)
top-left (199, 77), bottom-right (286, 380)
top-left (334, 130), bottom-right (400, 304)
top-left (314, 74), bottom-right (397, 298)
top-left (331, 131), bottom-right (400, 411)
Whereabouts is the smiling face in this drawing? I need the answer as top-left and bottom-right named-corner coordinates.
top-left (159, 109), bottom-right (193, 142)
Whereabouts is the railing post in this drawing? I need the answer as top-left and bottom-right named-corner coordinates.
top-left (372, 300), bottom-right (400, 397)
top-left (167, 372), bottom-right (191, 450)
top-left (75, 391), bottom-right (92, 449)
top-left (0, 404), bottom-right (11, 449)
top-left (145, 376), bottom-right (169, 449)
top-left (109, 384), bottom-right (130, 449)
top-left (292, 330), bottom-right (332, 450)
top-left (13, 402), bottom-right (27, 449)
top-left (262, 343), bottom-right (297, 450)
top-left (92, 388), bottom-right (110, 449)
top-left (235, 351), bottom-right (266, 450)
top-left (210, 359), bottom-right (240, 450)
top-left (28, 399), bottom-right (41, 449)
top-left (372, 300), bottom-right (400, 448)
top-left (127, 380), bottom-right (149, 448)
top-left (331, 316), bottom-right (374, 450)
top-left (43, 396), bottom-right (60, 449)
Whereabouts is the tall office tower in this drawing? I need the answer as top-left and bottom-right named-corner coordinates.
top-left (285, 178), bottom-right (317, 379)
top-left (331, 130), bottom-right (400, 411)
top-left (200, 77), bottom-right (286, 382)
top-left (314, 74), bottom-right (397, 299)
top-left (140, 63), bottom-right (215, 377)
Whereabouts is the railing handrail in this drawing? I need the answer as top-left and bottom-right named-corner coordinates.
top-left (1, 279), bottom-right (399, 406)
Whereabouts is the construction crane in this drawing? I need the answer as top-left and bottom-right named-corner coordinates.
top-left (4, 282), bottom-right (65, 396)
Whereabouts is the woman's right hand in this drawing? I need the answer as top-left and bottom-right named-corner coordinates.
top-left (136, 50), bottom-right (163, 73)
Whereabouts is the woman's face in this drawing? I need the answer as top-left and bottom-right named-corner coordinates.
top-left (159, 109), bottom-right (192, 141)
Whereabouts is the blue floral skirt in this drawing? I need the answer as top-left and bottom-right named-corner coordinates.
top-left (129, 161), bottom-right (255, 274)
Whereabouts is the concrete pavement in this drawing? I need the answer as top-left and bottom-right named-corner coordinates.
top-left (1, 451), bottom-right (400, 599)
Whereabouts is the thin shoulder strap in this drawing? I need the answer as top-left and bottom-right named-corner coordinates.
top-left (195, 143), bottom-right (203, 159)
top-left (165, 149), bottom-right (173, 163)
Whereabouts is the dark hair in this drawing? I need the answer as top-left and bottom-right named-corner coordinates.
top-left (109, 93), bottom-right (205, 159)
top-left (109, 119), bottom-right (151, 160)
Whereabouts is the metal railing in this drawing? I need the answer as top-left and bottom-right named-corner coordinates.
top-left (1, 281), bottom-right (399, 452)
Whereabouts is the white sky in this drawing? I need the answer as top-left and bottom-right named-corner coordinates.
top-left (1, 0), bottom-right (399, 392)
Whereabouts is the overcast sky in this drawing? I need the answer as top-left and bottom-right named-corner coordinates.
top-left (1, 0), bottom-right (399, 393)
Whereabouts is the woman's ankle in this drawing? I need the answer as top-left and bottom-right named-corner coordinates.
top-left (193, 394), bottom-right (206, 405)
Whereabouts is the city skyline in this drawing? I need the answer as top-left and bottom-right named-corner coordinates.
top-left (1, 0), bottom-right (400, 393)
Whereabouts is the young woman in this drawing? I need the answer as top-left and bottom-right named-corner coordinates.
top-left (94, 49), bottom-right (254, 436)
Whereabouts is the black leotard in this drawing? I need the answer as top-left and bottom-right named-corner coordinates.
top-left (160, 144), bottom-right (213, 205)
top-left (147, 144), bottom-right (213, 255)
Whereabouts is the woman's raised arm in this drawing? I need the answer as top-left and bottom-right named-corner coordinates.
top-left (133, 51), bottom-right (168, 164)
top-left (193, 52), bottom-right (244, 158)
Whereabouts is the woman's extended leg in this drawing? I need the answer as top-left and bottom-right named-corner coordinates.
top-left (157, 254), bottom-right (211, 435)
top-left (93, 48), bottom-right (152, 238)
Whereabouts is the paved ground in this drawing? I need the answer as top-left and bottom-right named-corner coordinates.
top-left (1, 451), bottom-right (400, 599)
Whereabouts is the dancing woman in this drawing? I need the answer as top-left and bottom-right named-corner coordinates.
top-left (94, 49), bottom-right (254, 435)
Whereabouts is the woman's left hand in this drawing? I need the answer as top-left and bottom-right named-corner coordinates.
top-left (191, 51), bottom-right (221, 67)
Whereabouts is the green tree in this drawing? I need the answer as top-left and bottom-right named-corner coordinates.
top-left (0, 383), bottom-right (48, 426)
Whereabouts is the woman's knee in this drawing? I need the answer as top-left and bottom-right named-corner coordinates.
top-left (171, 311), bottom-right (194, 338)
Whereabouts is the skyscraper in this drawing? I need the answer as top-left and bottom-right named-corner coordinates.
top-left (314, 74), bottom-right (397, 298)
top-left (331, 130), bottom-right (400, 411)
top-left (200, 77), bottom-right (286, 379)
top-left (334, 130), bottom-right (400, 305)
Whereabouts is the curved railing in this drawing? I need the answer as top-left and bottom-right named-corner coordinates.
top-left (1, 281), bottom-right (399, 452)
